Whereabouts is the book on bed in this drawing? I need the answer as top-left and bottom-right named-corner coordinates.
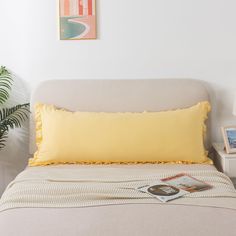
top-left (162, 173), bottom-right (212, 193)
top-left (137, 173), bottom-right (212, 202)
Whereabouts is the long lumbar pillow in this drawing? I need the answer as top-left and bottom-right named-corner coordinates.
top-left (29, 102), bottom-right (212, 166)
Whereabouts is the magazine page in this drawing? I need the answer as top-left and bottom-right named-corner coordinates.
top-left (161, 173), bottom-right (212, 193)
top-left (136, 181), bottom-right (189, 202)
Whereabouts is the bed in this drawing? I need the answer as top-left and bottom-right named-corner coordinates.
top-left (1, 79), bottom-right (236, 236)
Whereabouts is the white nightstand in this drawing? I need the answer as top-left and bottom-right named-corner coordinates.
top-left (213, 143), bottom-right (236, 186)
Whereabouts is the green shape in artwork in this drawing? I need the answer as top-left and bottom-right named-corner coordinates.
top-left (60, 17), bottom-right (86, 39)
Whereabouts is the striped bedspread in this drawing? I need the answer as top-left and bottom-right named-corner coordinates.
top-left (1, 165), bottom-right (236, 212)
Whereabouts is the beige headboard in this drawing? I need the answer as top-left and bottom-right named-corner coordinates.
top-left (29, 79), bottom-right (210, 155)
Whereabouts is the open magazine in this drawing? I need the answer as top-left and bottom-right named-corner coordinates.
top-left (137, 173), bottom-right (212, 202)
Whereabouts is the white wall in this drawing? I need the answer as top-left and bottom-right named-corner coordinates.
top-left (0, 0), bottom-right (236, 179)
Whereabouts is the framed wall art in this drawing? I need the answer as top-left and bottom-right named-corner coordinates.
top-left (59, 0), bottom-right (96, 40)
top-left (222, 126), bottom-right (236, 154)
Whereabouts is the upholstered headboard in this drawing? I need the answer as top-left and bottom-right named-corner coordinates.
top-left (29, 79), bottom-right (210, 154)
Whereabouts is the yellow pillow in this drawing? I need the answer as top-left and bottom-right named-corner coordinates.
top-left (29, 102), bottom-right (212, 166)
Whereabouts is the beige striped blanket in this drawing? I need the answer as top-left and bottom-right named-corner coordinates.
top-left (1, 165), bottom-right (236, 212)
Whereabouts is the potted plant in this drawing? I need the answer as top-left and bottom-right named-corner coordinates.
top-left (0, 66), bottom-right (29, 149)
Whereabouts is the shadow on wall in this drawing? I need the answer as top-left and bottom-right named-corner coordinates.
top-left (204, 81), bottom-right (236, 144)
top-left (0, 73), bottom-right (30, 195)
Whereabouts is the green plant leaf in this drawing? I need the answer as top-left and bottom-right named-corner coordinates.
top-left (0, 104), bottom-right (30, 135)
top-left (0, 66), bottom-right (30, 150)
top-left (0, 130), bottom-right (8, 149)
top-left (0, 66), bottom-right (13, 105)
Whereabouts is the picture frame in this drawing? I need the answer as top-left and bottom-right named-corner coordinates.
top-left (59, 0), bottom-right (96, 40)
top-left (221, 126), bottom-right (236, 154)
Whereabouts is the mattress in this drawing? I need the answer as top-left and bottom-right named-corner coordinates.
top-left (1, 164), bottom-right (236, 236)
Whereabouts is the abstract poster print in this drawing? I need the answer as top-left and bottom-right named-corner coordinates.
top-left (59, 0), bottom-right (96, 40)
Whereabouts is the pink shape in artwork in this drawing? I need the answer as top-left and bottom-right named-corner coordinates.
top-left (69, 16), bottom-right (96, 38)
top-left (88, 0), bottom-right (93, 16)
top-left (79, 0), bottom-right (83, 16)
top-left (64, 0), bottom-right (70, 16)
